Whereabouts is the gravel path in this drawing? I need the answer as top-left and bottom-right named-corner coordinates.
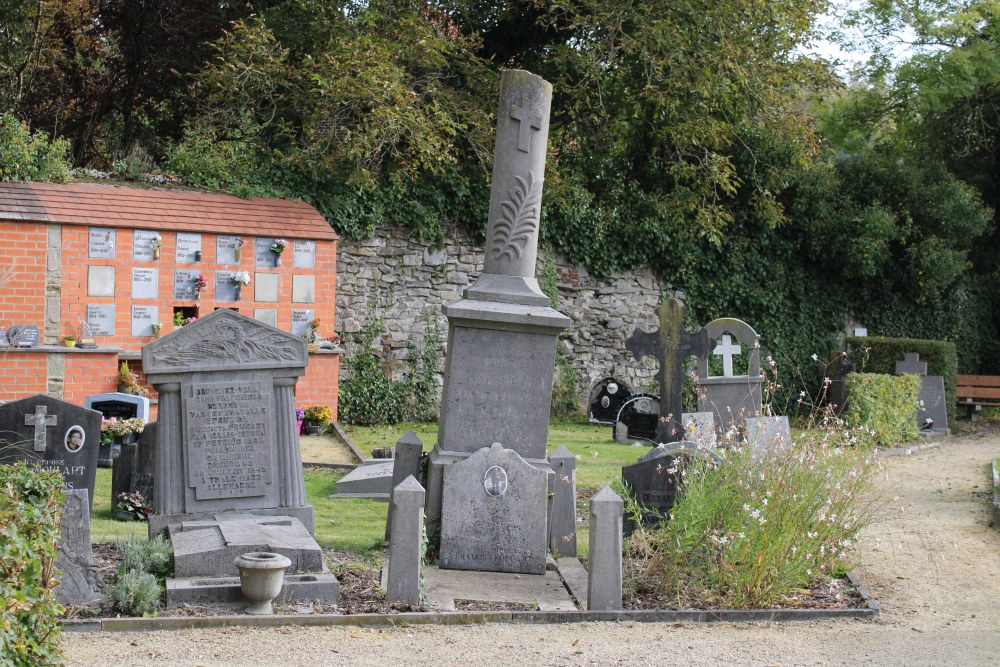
top-left (61, 435), bottom-right (1000, 666)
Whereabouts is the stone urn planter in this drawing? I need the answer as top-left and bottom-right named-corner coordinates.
top-left (233, 552), bottom-right (291, 615)
top-left (302, 424), bottom-right (324, 436)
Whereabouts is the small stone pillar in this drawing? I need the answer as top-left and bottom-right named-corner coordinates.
top-left (548, 445), bottom-right (577, 557)
top-left (385, 431), bottom-right (424, 541)
top-left (387, 475), bottom-right (425, 605)
top-left (587, 485), bottom-right (623, 611)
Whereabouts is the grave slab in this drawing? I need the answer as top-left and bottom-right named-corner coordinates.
top-left (329, 460), bottom-right (395, 498)
top-left (55, 489), bottom-right (102, 606)
top-left (421, 564), bottom-right (576, 612)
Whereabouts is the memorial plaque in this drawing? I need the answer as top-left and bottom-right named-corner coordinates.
top-left (86, 305), bottom-right (115, 337)
top-left (130, 305), bottom-right (158, 337)
top-left (184, 380), bottom-right (273, 500)
top-left (176, 233), bottom-right (202, 264)
top-left (133, 230), bottom-right (160, 262)
top-left (0, 327), bottom-right (8, 346)
top-left (217, 236), bottom-right (243, 265)
top-left (615, 394), bottom-right (660, 443)
top-left (255, 273), bottom-right (279, 302)
top-left (88, 227), bottom-right (115, 258)
top-left (87, 266), bottom-right (115, 297)
top-left (255, 238), bottom-right (275, 267)
top-left (254, 308), bottom-right (278, 328)
top-left (291, 310), bottom-right (314, 337)
top-left (293, 240), bottom-right (316, 269)
top-left (0, 394), bottom-right (101, 509)
top-left (8, 325), bottom-right (39, 348)
top-left (132, 268), bottom-right (158, 299)
top-left (215, 271), bottom-right (238, 301)
top-left (174, 270), bottom-right (200, 300)
top-left (292, 274), bottom-right (315, 303)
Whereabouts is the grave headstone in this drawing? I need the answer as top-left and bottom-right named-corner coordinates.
top-left (330, 460), bottom-right (395, 498)
top-left (695, 317), bottom-right (762, 434)
top-left (142, 308), bottom-right (313, 536)
top-left (613, 394), bottom-right (660, 443)
top-left (895, 352), bottom-right (928, 376)
top-left (7, 324), bottom-right (39, 348)
top-left (895, 354), bottom-right (948, 434)
top-left (622, 441), bottom-right (720, 535)
top-left (548, 445), bottom-right (577, 558)
top-left (827, 355), bottom-right (855, 415)
top-left (426, 70), bottom-right (568, 575)
top-left (681, 411), bottom-right (717, 449)
top-left (0, 395), bottom-right (101, 510)
top-left (625, 298), bottom-right (714, 443)
top-left (744, 416), bottom-right (792, 455)
top-left (55, 489), bottom-right (102, 606)
top-left (587, 486), bottom-right (623, 611)
top-left (588, 378), bottom-right (633, 424)
top-left (86, 392), bottom-right (151, 422)
top-left (386, 476), bottom-right (425, 605)
top-left (440, 443), bottom-right (549, 574)
top-left (385, 431), bottom-right (425, 540)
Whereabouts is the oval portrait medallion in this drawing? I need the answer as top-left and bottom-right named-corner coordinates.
top-left (483, 465), bottom-right (508, 497)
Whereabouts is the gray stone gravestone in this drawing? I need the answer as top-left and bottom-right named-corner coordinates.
top-left (8, 324), bottom-right (39, 347)
top-left (385, 430), bottom-right (425, 540)
top-left (623, 441), bottom-right (720, 535)
top-left (548, 445), bottom-right (577, 558)
top-left (744, 416), bottom-right (792, 455)
top-left (681, 411), bottom-right (717, 449)
top-left (141, 307), bottom-right (313, 536)
top-left (426, 70), bottom-right (569, 575)
top-left (587, 486), bottom-right (623, 611)
top-left (330, 460), bottom-right (395, 498)
top-left (588, 378), bottom-right (633, 424)
top-left (0, 395), bottom-right (101, 510)
top-left (55, 489), bottom-right (102, 606)
top-left (386, 476), bottom-right (425, 605)
top-left (625, 298), bottom-right (714, 443)
top-left (440, 443), bottom-right (549, 575)
top-left (696, 318), bottom-right (762, 434)
top-left (894, 353), bottom-right (949, 435)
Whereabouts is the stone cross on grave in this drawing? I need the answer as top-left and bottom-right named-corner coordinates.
top-left (625, 298), bottom-right (714, 443)
top-left (714, 334), bottom-right (741, 377)
top-left (895, 353), bottom-right (928, 376)
top-left (510, 95), bottom-right (542, 153)
top-left (25, 405), bottom-right (57, 452)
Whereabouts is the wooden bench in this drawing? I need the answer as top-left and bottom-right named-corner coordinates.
top-left (956, 375), bottom-right (1000, 419)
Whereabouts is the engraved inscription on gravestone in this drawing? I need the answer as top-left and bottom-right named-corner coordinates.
top-left (88, 227), bottom-right (115, 258)
top-left (176, 233), bottom-right (202, 264)
top-left (8, 325), bottom-right (39, 348)
top-left (291, 310), bottom-right (313, 337)
top-left (184, 380), bottom-right (272, 500)
top-left (255, 238), bottom-right (274, 267)
top-left (133, 230), bottom-right (160, 262)
top-left (215, 271), bottom-right (239, 302)
top-left (174, 270), bottom-right (199, 300)
top-left (217, 236), bottom-right (242, 265)
top-left (293, 240), bottom-right (316, 269)
top-left (131, 268), bottom-right (158, 299)
top-left (85, 305), bottom-right (114, 337)
top-left (130, 306), bottom-right (157, 337)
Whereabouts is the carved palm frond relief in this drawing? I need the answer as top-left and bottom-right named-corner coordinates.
top-left (491, 170), bottom-right (542, 263)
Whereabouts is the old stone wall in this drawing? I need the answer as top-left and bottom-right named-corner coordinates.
top-left (335, 225), bottom-right (669, 413)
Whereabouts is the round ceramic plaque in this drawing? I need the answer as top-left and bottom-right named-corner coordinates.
top-left (483, 465), bottom-right (508, 497)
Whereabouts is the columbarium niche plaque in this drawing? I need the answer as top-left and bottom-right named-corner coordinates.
top-left (293, 240), bottom-right (316, 269)
top-left (174, 270), bottom-right (199, 300)
top-left (176, 233), bottom-right (202, 264)
top-left (134, 230), bottom-right (159, 262)
top-left (217, 236), bottom-right (242, 265)
top-left (291, 310), bottom-right (313, 337)
top-left (130, 306), bottom-right (158, 337)
top-left (185, 380), bottom-right (273, 500)
top-left (86, 305), bottom-right (115, 337)
top-left (88, 228), bottom-right (115, 258)
top-left (214, 271), bottom-right (238, 302)
top-left (132, 268), bottom-right (158, 299)
top-left (255, 238), bottom-right (275, 267)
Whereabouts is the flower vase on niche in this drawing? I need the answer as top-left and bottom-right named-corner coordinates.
top-left (234, 248), bottom-right (242, 263)
top-left (152, 247), bottom-right (160, 260)
top-left (270, 239), bottom-right (287, 268)
top-left (235, 286), bottom-right (241, 301)
top-left (273, 253), bottom-right (281, 268)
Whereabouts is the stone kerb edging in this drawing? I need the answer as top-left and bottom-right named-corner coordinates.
top-left (991, 458), bottom-right (1000, 529)
top-left (62, 572), bottom-right (878, 633)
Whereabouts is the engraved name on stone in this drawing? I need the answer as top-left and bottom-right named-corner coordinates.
top-left (217, 235), bottom-right (241, 264)
top-left (133, 230), bottom-right (159, 262)
top-left (131, 268), bottom-right (158, 299)
top-left (176, 233), bottom-right (202, 263)
top-left (86, 305), bottom-right (114, 337)
top-left (185, 381), bottom-right (272, 500)
top-left (293, 240), bottom-right (316, 269)
top-left (88, 227), bottom-right (115, 258)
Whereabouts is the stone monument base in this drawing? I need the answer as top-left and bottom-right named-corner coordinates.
top-left (165, 572), bottom-right (340, 608)
top-left (148, 505), bottom-right (314, 540)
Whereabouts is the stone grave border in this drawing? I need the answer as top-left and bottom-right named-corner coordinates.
top-left (63, 570), bottom-right (877, 633)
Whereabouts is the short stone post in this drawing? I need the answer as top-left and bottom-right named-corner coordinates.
top-left (386, 475), bottom-right (425, 605)
top-left (548, 445), bottom-right (577, 557)
top-left (385, 431), bottom-right (424, 541)
top-left (587, 485), bottom-right (623, 611)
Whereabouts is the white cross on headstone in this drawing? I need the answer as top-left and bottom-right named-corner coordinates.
top-left (25, 405), bottom-right (57, 452)
top-left (510, 96), bottom-right (542, 153)
top-left (713, 334), bottom-right (742, 377)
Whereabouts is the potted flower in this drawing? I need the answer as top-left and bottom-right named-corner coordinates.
top-left (231, 271), bottom-right (251, 300)
top-left (302, 405), bottom-right (332, 435)
top-left (193, 273), bottom-right (208, 302)
top-left (150, 235), bottom-right (162, 260)
top-left (296, 407), bottom-right (305, 434)
top-left (63, 335), bottom-right (76, 348)
top-left (115, 491), bottom-right (153, 521)
top-left (117, 361), bottom-right (148, 396)
top-left (100, 416), bottom-right (146, 466)
top-left (303, 319), bottom-right (321, 351)
top-left (269, 239), bottom-right (288, 267)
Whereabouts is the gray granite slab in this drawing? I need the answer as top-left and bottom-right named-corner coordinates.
top-left (745, 416), bottom-right (792, 454)
top-left (255, 273), bottom-right (279, 302)
top-left (87, 266), bottom-right (115, 297)
top-left (133, 230), bottom-right (159, 262)
top-left (330, 460), bottom-right (394, 498)
top-left (217, 236), bottom-right (243, 265)
top-left (176, 233), bottom-right (202, 264)
top-left (292, 274), bottom-right (315, 303)
top-left (292, 240), bottom-right (316, 269)
top-left (130, 305), bottom-right (158, 336)
top-left (132, 268), bottom-right (158, 299)
top-left (254, 308), bottom-right (278, 327)
top-left (917, 375), bottom-right (949, 434)
top-left (55, 490), bottom-right (102, 606)
top-left (291, 310), bottom-right (313, 337)
top-left (88, 227), bottom-right (115, 258)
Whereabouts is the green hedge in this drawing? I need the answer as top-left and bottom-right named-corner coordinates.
top-left (0, 462), bottom-right (65, 666)
top-left (846, 336), bottom-right (958, 425)
top-left (845, 373), bottom-right (921, 448)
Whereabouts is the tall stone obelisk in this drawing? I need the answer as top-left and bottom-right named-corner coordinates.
top-left (426, 71), bottom-right (571, 572)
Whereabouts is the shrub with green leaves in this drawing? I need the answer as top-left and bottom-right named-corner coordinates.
top-left (0, 462), bottom-right (65, 665)
top-left (106, 569), bottom-right (162, 617)
top-left (629, 441), bottom-right (881, 608)
top-left (845, 373), bottom-right (921, 448)
top-left (116, 534), bottom-right (172, 578)
top-left (0, 113), bottom-right (72, 183)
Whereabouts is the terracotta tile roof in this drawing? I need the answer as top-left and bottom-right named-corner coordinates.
top-left (0, 182), bottom-right (338, 240)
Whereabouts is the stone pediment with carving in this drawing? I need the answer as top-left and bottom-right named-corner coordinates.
top-left (142, 308), bottom-right (307, 374)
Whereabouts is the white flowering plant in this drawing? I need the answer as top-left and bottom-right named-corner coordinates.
top-left (231, 271), bottom-right (251, 287)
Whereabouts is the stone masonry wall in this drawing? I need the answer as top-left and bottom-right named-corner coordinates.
top-left (336, 225), bottom-right (669, 414)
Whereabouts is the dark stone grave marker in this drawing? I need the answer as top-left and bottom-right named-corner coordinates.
top-left (8, 324), bottom-right (39, 348)
top-left (894, 352), bottom-right (949, 434)
top-left (588, 378), bottom-right (633, 424)
top-left (613, 394), bottom-right (660, 442)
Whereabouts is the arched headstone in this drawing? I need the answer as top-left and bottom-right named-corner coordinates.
top-left (695, 318), bottom-right (763, 433)
top-left (588, 377), bottom-right (633, 424)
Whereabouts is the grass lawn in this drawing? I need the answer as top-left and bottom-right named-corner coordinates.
top-left (94, 420), bottom-right (636, 560)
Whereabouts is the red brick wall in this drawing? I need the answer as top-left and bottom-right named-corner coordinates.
top-left (0, 222), bottom-right (48, 335)
top-left (0, 352), bottom-right (47, 401)
top-left (62, 352), bottom-right (119, 405)
top-left (297, 353), bottom-right (341, 420)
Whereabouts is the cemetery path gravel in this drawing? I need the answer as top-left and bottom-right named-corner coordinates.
top-left (60, 435), bottom-right (1000, 666)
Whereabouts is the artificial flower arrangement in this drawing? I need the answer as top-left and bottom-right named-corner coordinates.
top-left (115, 491), bottom-right (153, 521)
top-left (270, 239), bottom-right (288, 254)
top-left (193, 273), bottom-right (208, 296)
top-left (231, 271), bottom-right (251, 287)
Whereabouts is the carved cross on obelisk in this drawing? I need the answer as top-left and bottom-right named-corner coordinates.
top-left (625, 298), bottom-right (714, 443)
top-left (25, 405), bottom-right (57, 452)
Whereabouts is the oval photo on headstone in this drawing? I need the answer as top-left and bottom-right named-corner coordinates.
top-left (483, 465), bottom-right (508, 497)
